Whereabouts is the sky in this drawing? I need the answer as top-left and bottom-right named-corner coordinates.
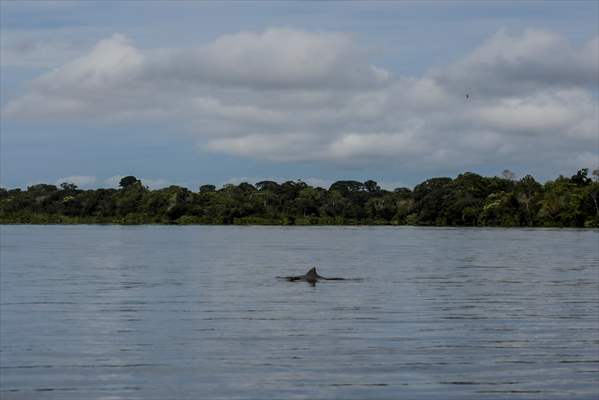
top-left (1, 0), bottom-right (597, 190)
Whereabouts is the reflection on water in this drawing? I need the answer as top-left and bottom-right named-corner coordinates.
top-left (1, 226), bottom-right (598, 399)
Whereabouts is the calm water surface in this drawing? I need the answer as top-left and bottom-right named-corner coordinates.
top-left (1, 226), bottom-right (598, 399)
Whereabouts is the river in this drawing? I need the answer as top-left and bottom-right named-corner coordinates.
top-left (1, 225), bottom-right (597, 399)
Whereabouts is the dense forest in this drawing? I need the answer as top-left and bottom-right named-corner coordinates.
top-left (1, 169), bottom-right (598, 227)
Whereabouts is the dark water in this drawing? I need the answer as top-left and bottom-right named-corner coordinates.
top-left (1, 225), bottom-right (598, 399)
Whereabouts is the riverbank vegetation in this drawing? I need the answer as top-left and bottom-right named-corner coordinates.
top-left (1, 169), bottom-right (598, 227)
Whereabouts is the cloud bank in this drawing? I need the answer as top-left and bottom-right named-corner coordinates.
top-left (3, 28), bottom-right (598, 172)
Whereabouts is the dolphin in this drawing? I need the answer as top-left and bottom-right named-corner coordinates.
top-left (280, 267), bottom-right (345, 285)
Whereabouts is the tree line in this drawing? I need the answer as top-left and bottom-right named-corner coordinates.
top-left (1, 169), bottom-right (598, 227)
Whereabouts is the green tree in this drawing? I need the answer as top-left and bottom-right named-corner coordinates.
top-left (538, 177), bottom-right (585, 227)
top-left (256, 181), bottom-right (279, 191)
top-left (570, 168), bottom-right (591, 187)
top-left (583, 181), bottom-right (599, 227)
top-left (119, 176), bottom-right (139, 188)
top-left (329, 180), bottom-right (365, 194)
top-left (412, 177), bottom-right (452, 225)
top-left (1, 170), bottom-right (597, 227)
top-left (364, 180), bottom-right (381, 193)
top-left (199, 184), bottom-right (216, 193)
top-left (295, 186), bottom-right (322, 218)
top-left (515, 175), bottom-right (542, 226)
top-left (480, 192), bottom-right (519, 226)
top-left (60, 182), bottom-right (79, 192)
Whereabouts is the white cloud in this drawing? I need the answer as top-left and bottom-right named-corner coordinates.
top-left (146, 28), bottom-right (389, 90)
top-left (42, 33), bottom-right (143, 91)
top-left (473, 89), bottom-right (590, 136)
top-left (2, 28), bottom-right (597, 173)
top-left (3, 33), bottom-right (145, 118)
top-left (433, 28), bottom-right (598, 96)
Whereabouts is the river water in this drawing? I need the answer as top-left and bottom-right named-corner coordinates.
top-left (1, 225), bottom-right (598, 399)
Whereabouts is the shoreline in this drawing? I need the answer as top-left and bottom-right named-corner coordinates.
top-left (2, 221), bottom-right (597, 229)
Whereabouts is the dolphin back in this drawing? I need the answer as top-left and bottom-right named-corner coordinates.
top-left (280, 267), bottom-right (346, 283)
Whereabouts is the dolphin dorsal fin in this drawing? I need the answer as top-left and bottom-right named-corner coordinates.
top-left (306, 267), bottom-right (317, 277)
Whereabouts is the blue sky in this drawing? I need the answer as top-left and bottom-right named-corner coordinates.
top-left (1, 1), bottom-right (597, 190)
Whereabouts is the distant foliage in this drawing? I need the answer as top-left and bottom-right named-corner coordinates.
top-left (1, 170), bottom-right (598, 227)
